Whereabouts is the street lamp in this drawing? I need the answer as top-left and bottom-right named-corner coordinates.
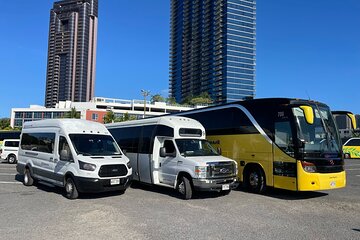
top-left (141, 89), bottom-right (150, 118)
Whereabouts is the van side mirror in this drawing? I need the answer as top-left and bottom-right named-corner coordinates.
top-left (60, 149), bottom-right (72, 162)
top-left (160, 147), bottom-right (166, 158)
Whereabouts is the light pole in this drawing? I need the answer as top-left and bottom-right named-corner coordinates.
top-left (141, 89), bottom-right (150, 118)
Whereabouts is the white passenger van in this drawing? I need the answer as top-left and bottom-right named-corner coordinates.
top-left (106, 116), bottom-right (238, 199)
top-left (17, 119), bottom-right (132, 199)
top-left (0, 139), bottom-right (19, 164)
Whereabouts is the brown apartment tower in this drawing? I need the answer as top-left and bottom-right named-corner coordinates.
top-left (45, 0), bottom-right (98, 108)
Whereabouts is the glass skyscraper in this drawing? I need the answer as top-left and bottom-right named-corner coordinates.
top-left (45, 0), bottom-right (98, 108)
top-left (169, 0), bottom-right (256, 104)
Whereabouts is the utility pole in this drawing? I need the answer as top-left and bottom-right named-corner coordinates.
top-left (141, 89), bottom-right (150, 118)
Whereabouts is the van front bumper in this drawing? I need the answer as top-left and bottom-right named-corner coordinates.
top-left (74, 175), bottom-right (132, 193)
top-left (192, 176), bottom-right (238, 192)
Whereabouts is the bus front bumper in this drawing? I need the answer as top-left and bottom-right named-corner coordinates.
top-left (192, 177), bottom-right (238, 192)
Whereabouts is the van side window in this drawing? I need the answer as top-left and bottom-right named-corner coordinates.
top-left (164, 140), bottom-right (175, 155)
top-left (4, 141), bottom-right (19, 147)
top-left (21, 133), bottom-right (55, 154)
top-left (59, 136), bottom-right (73, 161)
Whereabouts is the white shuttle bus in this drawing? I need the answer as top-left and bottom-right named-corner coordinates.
top-left (106, 116), bottom-right (238, 199)
top-left (17, 119), bottom-right (132, 199)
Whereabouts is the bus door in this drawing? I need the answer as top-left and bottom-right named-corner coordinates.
top-left (273, 120), bottom-right (297, 191)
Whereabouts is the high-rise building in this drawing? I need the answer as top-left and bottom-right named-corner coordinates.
top-left (45, 0), bottom-right (98, 108)
top-left (169, 0), bottom-right (256, 104)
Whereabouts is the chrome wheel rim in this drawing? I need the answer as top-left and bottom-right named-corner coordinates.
top-left (249, 172), bottom-right (259, 188)
top-left (178, 181), bottom-right (185, 195)
top-left (24, 171), bottom-right (28, 183)
top-left (9, 156), bottom-right (15, 163)
top-left (66, 181), bottom-right (73, 194)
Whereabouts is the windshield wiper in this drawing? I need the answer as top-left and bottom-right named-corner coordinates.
top-left (77, 151), bottom-right (91, 156)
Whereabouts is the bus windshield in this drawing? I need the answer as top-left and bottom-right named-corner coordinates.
top-left (175, 139), bottom-right (219, 157)
top-left (293, 106), bottom-right (341, 154)
top-left (69, 134), bottom-right (122, 156)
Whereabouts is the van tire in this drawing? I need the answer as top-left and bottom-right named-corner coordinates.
top-left (244, 166), bottom-right (266, 194)
top-left (23, 168), bottom-right (34, 186)
top-left (7, 154), bottom-right (17, 164)
top-left (177, 176), bottom-right (193, 200)
top-left (65, 177), bottom-right (79, 199)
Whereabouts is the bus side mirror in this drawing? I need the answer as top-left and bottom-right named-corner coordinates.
top-left (300, 106), bottom-right (314, 125)
top-left (298, 139), bottom-right (305, 148)
top-left (347, 113), bottom-right (357, 130)
top-left (160, 147), bottom-right (166, 158)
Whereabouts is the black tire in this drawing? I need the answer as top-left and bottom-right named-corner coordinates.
top-left (244, 166), bottom-right (266, 194)
top-left (7, 154), bottom-right (16, 164)
top-left (65, 177), bottom-right (79, 199)
top-left (177, 175), bottom-right (193, 200)
top-left (23, 168), bottom-right (34, 186)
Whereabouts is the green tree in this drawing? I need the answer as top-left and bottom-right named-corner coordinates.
top-left (117, 112), bottom-right (137, 122)
top-left (103, 110), bottom-right (116, 124)
top-left (151, 94), bottom-right (165, 103)
top-left (64, 107), bottom-right (80, 119)
top-left (190, 92), bottom-right (213, 105)
top-left (166, 97), bottom-right (177, 105)
top-left (0, 118), bottom-right (10, 129)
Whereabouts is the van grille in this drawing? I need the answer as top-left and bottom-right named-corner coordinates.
top-left (209, 162), bottom-right (236, 178)
top-left (98, 164), bottom-right (128, 177)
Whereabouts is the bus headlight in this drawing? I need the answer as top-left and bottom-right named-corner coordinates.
top-left (195, 166), bottom-right (208, 178)
top-left (79, 161), bottom-right (96, 171)
top-left (301, 161), bottom-right (317, 173)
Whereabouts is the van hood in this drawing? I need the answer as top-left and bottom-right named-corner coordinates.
top-left (76, 155), bottom-right (129, 165)
top-left (184, 155), bottom-right (235, 165)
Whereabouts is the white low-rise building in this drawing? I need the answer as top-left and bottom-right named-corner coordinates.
top-left (10, 97), bottom-right (204, 128)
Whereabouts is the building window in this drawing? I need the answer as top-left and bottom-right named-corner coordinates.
top-left (92, 113), bottom-right (98, 121)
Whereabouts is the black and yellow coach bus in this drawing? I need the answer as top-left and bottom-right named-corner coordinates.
top-left (175, 98), bottom-right (345, 193)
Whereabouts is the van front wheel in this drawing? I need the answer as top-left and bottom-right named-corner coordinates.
top-left (7, 154), bottom-right (16, 164)
top-left (177, 176), bottom-right (193, 200)
top-left (23, 168), bottom-right (34, 186)
top-left (65, 177), bottom-right (79, 199)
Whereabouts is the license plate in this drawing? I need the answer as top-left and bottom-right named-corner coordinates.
top-left (110, 178), bottom-right (120, 185)
top-left (330, 181), bottom-right (336, 188)
top-left (222, 184), bottom-right (230, 190)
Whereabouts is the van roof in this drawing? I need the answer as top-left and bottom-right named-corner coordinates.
top-left (23, 119), bottom-right (109, 135)
top-left (106, 116), bottom-right (203, 130)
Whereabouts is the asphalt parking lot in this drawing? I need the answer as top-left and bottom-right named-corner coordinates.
top-left (0, 159), bottom-right (359, 240)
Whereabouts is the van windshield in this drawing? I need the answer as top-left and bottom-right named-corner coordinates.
top-left (69, 134), bottom-right (121, 156)
top-left (175, 139), bottom-right (219, 157)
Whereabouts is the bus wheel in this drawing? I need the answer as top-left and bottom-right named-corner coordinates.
top-left (245, 166), bottom-right (266, 194)
top-left (23, 168), bottom-right (34, 186)
top-left (177, 176), bottom-right (193, 200)
top-left (65, 177), bottom-right (79, 200)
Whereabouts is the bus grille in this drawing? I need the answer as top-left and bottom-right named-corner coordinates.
top-left (99, 164), bottom-right (128, 177)
top-left (209, 162), bottom-right (236, 178)
top-left (316, 165), bottom-right (344, 173)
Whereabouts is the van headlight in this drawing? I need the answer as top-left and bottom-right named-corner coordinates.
top-left (79, 161), bottom-right (96, 171)
top-left (195, 166), bottom-right (208, 178)
top-left (126, 161), bottom-right (132, 169)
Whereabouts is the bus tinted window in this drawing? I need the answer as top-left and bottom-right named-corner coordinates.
top-left (185, 107), bottom-right (257, 135)
top-left (109, 127), bottom-right (141, 153)
top-left (21, 133), bottom-right (55, 153)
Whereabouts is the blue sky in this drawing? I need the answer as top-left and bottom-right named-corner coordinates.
top-left (0, 0), bottom-right (359, 118)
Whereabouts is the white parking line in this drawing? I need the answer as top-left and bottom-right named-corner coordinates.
top-left (357, 175), bottom-right (360, 177)
top-left (0, 173), bottom-right (15, 176)
top-left (0, 181), bottom-right (21, 184)
top-left (345, 164), bottom-right (360, 167)
top-left (346, 169), bottom-right (360, 171)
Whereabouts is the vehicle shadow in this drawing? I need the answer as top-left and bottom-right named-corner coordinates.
top-left (352, 229), bottom-right (360, 233)
top-left (130, 181), bottom-right (227, 200)
top-left (15, 173), bottom-right (127, 199)
top-left (234, 184), bottom-right (328, 200)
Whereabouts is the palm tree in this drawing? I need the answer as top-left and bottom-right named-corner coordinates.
top-left (103, 110), bottom-right (116, 123)
top-left (64, 107), bottom-right (80, 119)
